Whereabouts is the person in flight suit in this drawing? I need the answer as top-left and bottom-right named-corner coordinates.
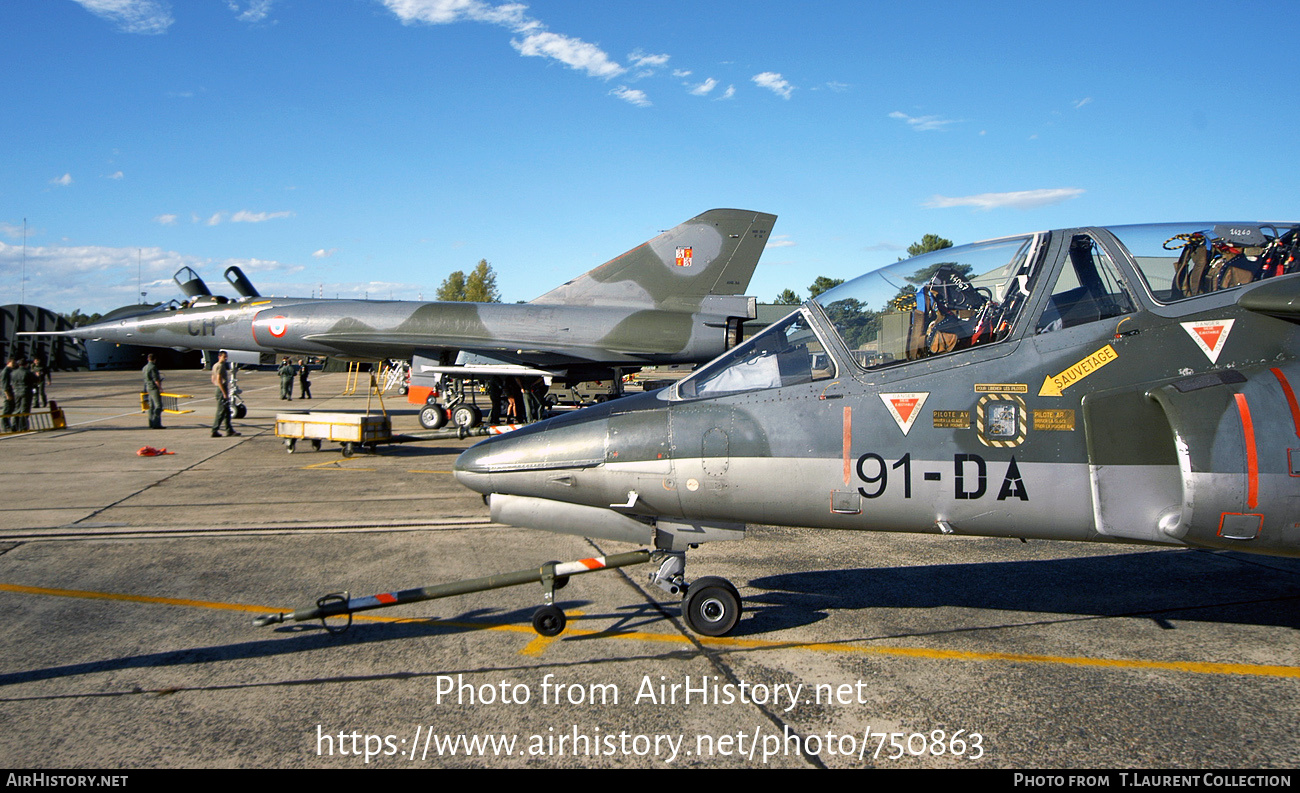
top-left (297, 359), bottom-right (311, 400)
top-left (278, 358), bottom-right (296, 400)
top-left (143, 353), bottom-right (164, 429)
top-left (10, 358), bottom-right (32, 432)
top-left (2, 357), bottom-right (14, 432)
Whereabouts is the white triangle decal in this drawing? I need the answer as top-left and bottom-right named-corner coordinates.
top-left (879, 392), bottom-right (929, 435)
top-left (1181, 319), bottom-right (1235, 364)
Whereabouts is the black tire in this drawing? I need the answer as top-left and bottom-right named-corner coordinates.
top-left (341, 442), bottom-right (354, 458)
top-left (398, 385), bottom-right (408, 395)
top-left (233, 403), bottom-right (247, 419)
top-left (286, 439), bottom-right (296, 453)
top-left (531, 604), bottom-right (566, 637)
top-left (682, 576), bottom-right (741, 637)
top-left (451, 404), bottom-right (482, 429)
top-left (419, 405), bottom-right (447, 430)
top-left (311, 439), bottom-right (322, 450)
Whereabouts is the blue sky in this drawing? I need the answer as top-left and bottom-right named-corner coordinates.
top-left (2, 0), bottom-right (1296, 314)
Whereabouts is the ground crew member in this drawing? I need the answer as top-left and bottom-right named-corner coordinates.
top-left (11, 358), bottom-right (32, 432)
top-left (297, 359), bottom-right (311, 399)
top-left (211, 351), bottom-right (239, 437)
top-left (143, 353), bottom-right (164, 429)
top-left (2, 357), bottom-right (15, 432)
top-left (278, 357), bottom-right (295, 400)
top-left (31, 355), bottom-right (49, 408)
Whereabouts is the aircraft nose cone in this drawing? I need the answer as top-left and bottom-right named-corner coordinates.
top-left (453, 401), bottom-right (626, 496)
top-left (453, 439), bottom-right (501, 494)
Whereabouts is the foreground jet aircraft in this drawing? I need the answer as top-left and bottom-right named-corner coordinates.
top-left (455, 222), bottom-right (1300, 637)
top-left (46, 210), bottom-right (776, 388)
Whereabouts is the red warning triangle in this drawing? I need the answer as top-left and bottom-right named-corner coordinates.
top-left (1180, 319), bottom-right (1234, 364)
top-left (1192, 324), bottom-right (1223, 350)
top-left (879, 392), bottom-right (928, 435)
top-left (892, 398), bottom-right (919, 422)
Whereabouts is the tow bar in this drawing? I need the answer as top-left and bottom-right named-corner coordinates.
top-left (253, 550), bottom-right (652, 637)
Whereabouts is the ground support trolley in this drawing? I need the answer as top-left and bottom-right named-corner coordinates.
top-left (275, 411), bottom-right (392, 456)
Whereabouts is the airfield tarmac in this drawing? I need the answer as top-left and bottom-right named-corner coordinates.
top-left (0, 368), bottom-right (1297, 769)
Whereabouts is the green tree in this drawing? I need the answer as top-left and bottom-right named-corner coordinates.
top-left (436, 260), bottom-right (501, 302)
top-left (435, 270), bottom-right (467, 301)
top-left (464, 259), bottom-right (501, 303)
top-left (807, 276), bottom-right (845, 299)
top-left (903, 233), bottom-right (953, 259)
top-left (774, 288), bottom-right (802, 305)
top-left (61, 309), bottom-right (103, 328)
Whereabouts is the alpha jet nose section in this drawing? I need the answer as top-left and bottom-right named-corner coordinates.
top-left (453, 395), bottom-right (634, 499)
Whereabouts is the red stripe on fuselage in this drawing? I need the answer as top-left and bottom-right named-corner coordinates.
top-left (1270, 367), bottom-right (1300, 439)
top-left (1234, 393), bottom-right (1259, 510)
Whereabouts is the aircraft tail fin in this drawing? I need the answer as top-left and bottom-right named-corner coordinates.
top-left (529, 208), bottom-right (776, 311)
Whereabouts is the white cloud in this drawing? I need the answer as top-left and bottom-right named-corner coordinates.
top-left (227, 1), bottom-right (274, 23)
top-left (766, 235), bottom-right (795, 248)
top-left (627, 51), bottom-right (669, 76)
top-left (822, 81), bottom-right (850, 93)
top-left (106, 171), bottom-right (124, 180)
top-left (610, 86), bottom-right (651, 107)
top-left (71, 0), bottom-right (173, 34)
top-left (1073, 97), bottom-right (1093, 109)
top-left (672, 69), bottom-right (692, 78)
top-left (155, 214), bottom-right (178, 225)
top-left (752, 72), bottom-right (794, 99)
top-left (628, 50), bottom-right (669, 68)
top-left (205, 212), bottom-right (224, 226)
top-left (384, 1), bottom-right (623, 81)
top-left (889, 111), bottom-right (956, 131)
top-left (312, 248), bottom-right (337, 258)
top-left (230, 210), bottom-right (294, 223)
top-left (0, 241), bottom-right (320, 312)
top-left (924, 188), bottom-right (1085, 211)
top-left (382, 0), bottom-right (532, 28)
top-left (718, 85), bottom-right (735, 100)
top-left (512, 31), bottom-right (625, 79)
top-left (50, 173), bottom-right (73, 186)
top-left (689, 77), bottom-right (718, 96)
top-left (0, 223), bottom-right (29, 241)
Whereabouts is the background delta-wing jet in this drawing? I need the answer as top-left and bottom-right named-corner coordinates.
top-left (454, 221), bottom-right (1300, 637)
top-left (45, 209), bottom-right (776, 382)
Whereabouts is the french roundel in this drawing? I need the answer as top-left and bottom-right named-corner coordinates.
top-left (267, 316), bottom-right (288, 337)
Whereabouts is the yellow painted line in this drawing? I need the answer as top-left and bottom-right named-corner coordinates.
top-left (3, 582), bottom-right (1298, 679)
top-left (0, 583), bottom-right (280, 616)
top-left (407, 470), bottom-right (454, 474)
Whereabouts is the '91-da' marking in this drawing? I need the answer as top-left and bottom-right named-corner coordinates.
top-left (856, 453), bottom-right (1028, 501)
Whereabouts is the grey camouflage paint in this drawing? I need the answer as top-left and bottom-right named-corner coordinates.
top-left (456, 223), bottom-right (1300, 561)
top-left (50, 209), bottom-right (777, 379)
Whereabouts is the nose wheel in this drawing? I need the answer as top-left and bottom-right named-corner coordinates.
top-left (681, 576), bottom-right (741, 637)
top-left (531, 604), bottom-right (567, 637)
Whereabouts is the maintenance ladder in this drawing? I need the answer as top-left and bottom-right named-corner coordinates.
top-left (139, 392), bottom-right (195, 415)
top-left (1, 403), bottom-right (67, 435)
